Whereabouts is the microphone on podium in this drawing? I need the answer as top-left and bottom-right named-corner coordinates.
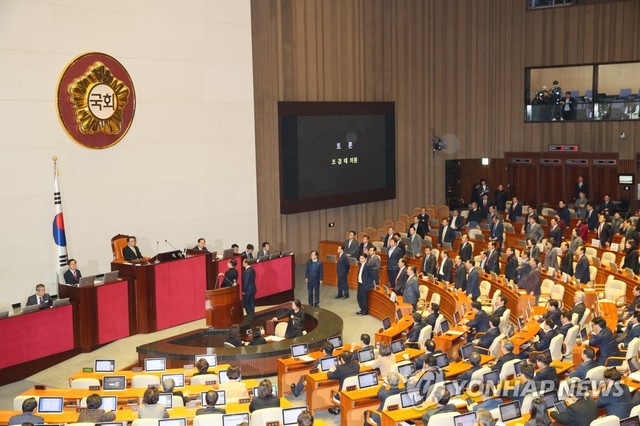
top-left (165, 239), bottom-right (185, 258)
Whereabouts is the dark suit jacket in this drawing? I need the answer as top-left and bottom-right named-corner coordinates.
top-left (403, 276), bottom-right (420, 308)
top-left (242, 267), bottom-right (256, 297)
top-left (459, 242), bottom-right (473, 261)
top-left (597, 223), bottom-right (613, 246)
top-left (589, 327), bottom-right (620, 363)
top-left (515, 262), bottom-right (532, 286)
top-left (26, 293), bottom-right (53, 307)
top-left (574, 256), bottom-right (590, 283)
top-left (192, 246), bottom-right (208, 252)
top-left (357, 242), bottom-right (372, 258)
top-left (449, 215), bottom-right (464, 231)
top-left (467, 208), bottom-right (483, 225)
top-left (623, 249), bottom-right (639, 274)
top-left (560, 251), bottom-right (574, 276)
top-left (525, 269), bottom-right (541, 296)
top-left (467, 310), bottom-right (489, 333)
top-left (358, 262), bottom-right (375, 290)
top-left (123, 245), bottom-right (143, 261)
top-left (492, 352), bottom-right (516, 373)
top-left (505, 255), bottom-right (518, 281)
top-left (574, 182), bottom-right (588, 199)
top-left (548, 225), bottom-right (562, 246)
top-left (490, 221), bottom-right (504, 243)
top-left (248, 395), bottom-right (280, 412)
top-left (486, 250), bottom-right (500, 274)
top-left (569, 359), bottom-right (597, 380)
top-left (387, 246), bottom-right (403, 271)
top-left (337, 253), bottom-right (350, 279)
top-left (585, 210), bottom-right (598, 230)
top-left (437, 258), bottom-right (453, 282)
top-left (64, 268), bottom-right (82, 285)
top-left (408, 222), bottom-right (427, 239)
top-left (437, 226), bottom-right (454, 245)
top-left (376, 385), bottom-right (402, 410)
top-left (454, 264), bottom-right (467, 290)
top-left (477, 327), bottom-right (501, 349)
top-left (557, 322), bottom-right (573, 337)
top-left (540, 310), bottom-right (561, 328)
top-left (466, 268), bottom-right (480, 300)
top-left (557, 207), bottom-right (571, 229)
top-left (493, 305), bottom-right (506, 319)
top-left (421, 254), bottom-right (437, 276)
top-left (622, 323), bottom-right (640, 347)
top-left (566, 302), bottom-right (586, 324)
top-left (508, 202), bottom-right (522, 222)
top-left (551, 397), bottom-right (597, 426)
top-left (534, 365), bottom-right (558, 388)
top-left (327, 361), bottom-right (360, 390)
top-left (534, 329), bottom-right (557, 351)
top-left (595, 383), bottom-right (633, 419)
top-left (421, 403), bottom-right (457, 424)
top-left (394, 267), bottom-right (408, 294)
top-left (221, 268), bottom-right (238, 287)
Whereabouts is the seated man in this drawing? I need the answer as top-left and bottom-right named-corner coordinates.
top-left (327, 350), bottom-right (360, 415)
top-left (594, 368), bottom-right (633, 419)
top-left (617, 311), bottom-right (640, 349)
top-left (406, 312), bottom-right (426, 343)
top-left (533, 351), bottom-right (558, 390)
top-left (364, 372), bottom-right (403, 426)
top-left (457, 352), bottom-right (482, 387)
top-left (565, 291), bottom-right (586, 324)
top-left (587, 316), bottom-right (620, 365)
top-left (8, 397), bottom-right (44, 425)
top-left (77, 394), bottom-right (116, 423)
top-left (569, 346), bottom-right (597, 380)
top-left (464, 301), bottom-right (490, 341)
top-left (537, 299), bottom-right (561, 328)
top-left (196, 390), bottom-right (226, 415)
top-left (491, 339), bottom-right (516, 374)
top-left (63, 258), bottom-right (82, 285)
top-left (218, 365), bottom-right (247, 398)
top-left (492, 294), bottom-right (507, 319)
top-left (163, 377), bottom-right (187, 405)
top-left (421, 387), bottom-right (457, 424)
top-left (550, 381), bottom-right (597, 426)
top-left (519, 319), bottom-right (557, 359)
top-left (556, 312), bottom-right (574, 337)
top-left (26, 283), bottom-right (53, 308)
top-left (193, 238), bottom-right (208, 251)
top-left (474, 314), bottom-right (501, 350)
top-left (122, 236), bottom-right (145, 261)
top-left (407, 353), bottom-right (445, 398)
top-left (500, 363), bottom-right (540, 403)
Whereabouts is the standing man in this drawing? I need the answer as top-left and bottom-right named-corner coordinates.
top-left (437, 218), bottom-right (454, 247)
top-left (386, 237), bottom-right (402, 287)
top-left (437, 250), bottom-right (453, 283)
top-left (403, 267), bottom-right (420, 310)
top-left (449, 209), bottom-right (464, 231)
top-left (356, 254), bottom-right (375, 316)
top-left (123, 236), bottom-right (144, 261)
top-left (305, 250), bottom-right (323, 307)
top-left (193, 238), bottom-right (208, 251)
top-left (409, 215), bottom-right (427, 239)
top-left (547, 218), bottom-right (562, 247)
top-left (242, 258), bottom-right (256, 319)
top-left (486, 241), bottom-right (500, 274)
top-left (574, 246), bottom-right (591, 284)
top-left (357, 235), bottom-right (372, 258)
top-left (417, 209), bottom-right (430, 235)
top-left (367, 246), bottom-right (381, 285)
top-left (393, 258), bottom-right (408, 295)
top-left (454, 256), bottom-right (467, 291)
top-left (489, 216), bottom-right (504, 250)
top-left (494, 184), bottom-right (508, 212)
top-left (597, 214), bottom-right (613, 248)
top-left (458, 234), bottom-right (473, 261)
top-left (526, 257), bottom-right (542, 305)
top-left (26, 284), bottom-right (53, 308)
top-left (336, 245), bottom-right (350, 299)
top-left (408, 226), bottom-right (423, 257)
top-left (465, 260), bottom-right (480, 301)
top-left (64, 258), bottom-right (82, 285)
top-left (421, 246), bottom-right (437, 277)
top-left (507, 196), bottom-right (522, 222)
top-left (344, 231), bottom-right (358, 257)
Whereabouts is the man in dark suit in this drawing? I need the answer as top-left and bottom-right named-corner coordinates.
top-left (588, 316), bottom-right (620, 364)
top-left (63, 258), bottom-right (82, 285)
top-left (219, 258), bottom-right (239, 287)
top-left (480, 195), bottom-right (490, 219)
top-left (520, 318), bottom-right (556, 359)
top-left (192, 238), bottom-right (208, 251)
top-left (534, 351), bottom-right (558, 389)
top-left (403, 267), bottom-right (420, 310)
top-left (566, 291), bottom-right (587, 324)
top-left (596, 214), bottom-right (613, 248)
top-left (386, 237), bottom-right (402, 287)
top-left (538, 299), bottom-right (562, 328)
top-left (449, 209), bottom-right (464, 231)
top-left (507, 197), bottom-right (522, 222)
top-left (474, 315), bottom-right (501, 349)
top-left (599, 194), bottom-right (617, 216)
top-left (356, 254), bottom-right (375, 316)
top-left (557, 200), bottom-right (571, 229)
top-left (494, 184), bottom-right (508, 212)
top-left (367, 246), bottom-right (381, 285)
top-left (492, 340), bottom-right (516, 374)
top-left (465, 260), bottom-right (480, 301)
top-left (595, 368), bottom-right (633, 419)
top-left (515, 251), bottom-right (531, 287)
top-left (454, 256), bottom-right (466, 291)
top-left (622, 219), bottom-right (639, 244)
top-left (421, 246), bottom-right (437, 277)
top-left (356, 235), bottom-right (372, 259)
top-left (393, 258), bottom-right (408, 295)
top-left (408, 215), bottom-right (427, 239)
top-left (458, 235), bottom-right (473, 261)
top-left (493, 294), bottom-right (507, 319)
top-left (258, 241), bottom-right (270, 258)
top-left (618, 312), bottom-right (640, 348)
top-left (569, 346), bottom-right (598, 380)
top-left (420, 388), bottom-right (457, 424)
top-left (557, 313), bottom-right (574, 337)
top-left (243, 243), bottom-right (254, 259)
top-left (241, 258), bottom-right (256, 318)
top-left (504, 247), bottom-right (518, 282)
top-left (344, 231), bottom-right (358, 257)
top-left (585, 204), bottom-right (598, 231)
top-left (574, 246), bottom-right (590, 284)
top-left (464, 301), bottom-right (489, 340)
top-left (365, 372), bottom-right (403, 425)
top-left (485, 241), bottom-right (500, 274)
top-left (456, 352), bottom-right (483, 386)
top-left (489, 216), bottom-right (504, 249)
top-left (437, 250), bottom-right (453, 283)
top-left (26, 283), bottom-right (53, 308)
top-left (525, 257), bottom-right (542, 304)
top-left (327, 350), bottom-right (360, 415)
top-left (437, 218), bottom-right (454, 247)
top-left (547, 218), bottom-right (562, 247)
top-left (550, 389), bottom-right (597, 426)
top-left (574, 175), bottom-right (588, 200)
top-left (383, 227), bottom-right (395, 248)
top-left (559, 242), bottom-right (574, 276)
top-left (336, 245), bottom-right (350, 299)
top-left (122, 236), bottom-right (144, 261)
top-left (417, 208), bottom-right (430, 229)
top-left (467, 201), bottom-right (483, 226)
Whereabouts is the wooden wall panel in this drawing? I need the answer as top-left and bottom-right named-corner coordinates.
top-left (251, 0), bottom-right (640, 258)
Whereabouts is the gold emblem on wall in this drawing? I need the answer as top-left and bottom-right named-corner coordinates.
top-left (57, 53), bottom-right (136, 149)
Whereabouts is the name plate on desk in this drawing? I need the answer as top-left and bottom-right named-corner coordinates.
top-left (309, 368), bottom-right (319, 374)
top-left (346, 385), bottom-right (357, 391)
top-left (132, 367), bottom-right (143, 372)
top-left (35, 385), bottom-right (46, 390)
top-left (266, 422), bottom-right (279, 426)
top-left (205, 380), bottom-right (216, 385)
top-left (239, 398), bottom-right (250, 404)
top-left (387, 404), bottom-right (399, 411)
top-left (183, 364), bottom-right (194, 370)
top-left (83, 367), bottom-right (93, 372)
top-left (89, 385), bottom-right (100, 390)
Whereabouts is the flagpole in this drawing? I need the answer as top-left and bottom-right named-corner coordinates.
top-left (52, 156), bottom-right (69, 269)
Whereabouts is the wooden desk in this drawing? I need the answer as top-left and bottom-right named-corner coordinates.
top-left (510, 319), bottom-right (541, 355)
top-left (443, 355), bottom-right (495, 378)
top-left (277, 351), bottom-right (325, 397)
top-left (375, 317), bottom-right (414, 344)
top-left (305, 371), bottom-right (338, 415)
top-left (368, 287), bottom-right (413, 322)
top-left (340, 384), bottom-right (387, 425)
top-left (379, 404), bottom-right (433, 426)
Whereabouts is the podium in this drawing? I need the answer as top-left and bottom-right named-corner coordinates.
top-left (205, 286), bottom-right (243, 328)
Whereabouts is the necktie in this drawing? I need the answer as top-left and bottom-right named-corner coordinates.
top-left (73, 270), bottom-right (77, 279)
top-left (38, 297), bottom-right (42, 305)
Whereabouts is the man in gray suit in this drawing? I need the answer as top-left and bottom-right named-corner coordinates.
top-left (367, 246), bottom-right (381, 285)
top-left (8, 397), bottom-right (44, 425)
top-left (344, 230), bottom-right (358, 257)
top-left (421, 387), bottom-right (457, 424)
top-left (408, 226), bottom-right (423, 257)
top-left (403, 267), bottom-right (420, 309)
top-left (525, 216), bottom-right (544, 243)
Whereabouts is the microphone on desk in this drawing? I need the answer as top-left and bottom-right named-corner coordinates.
top-left (165, 239), bottom-right (185, 257)
top-left (155, 241), bottom-right (160, 260)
